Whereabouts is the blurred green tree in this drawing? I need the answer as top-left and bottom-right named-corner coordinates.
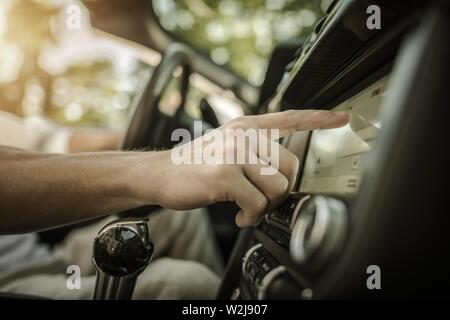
top-left (0, 0), bottom-right (148, 128)
top-left (0, 0), bottom-right (59, 116)
top-left (153, 0), bottom-right (324, 86)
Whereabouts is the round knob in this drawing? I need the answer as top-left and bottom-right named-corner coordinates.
top-left (290, 196), bottom-right (348, 268)
top-left (93, 218), bottom-right (154, 277)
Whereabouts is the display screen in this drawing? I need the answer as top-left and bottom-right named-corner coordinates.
top-left (299, 76), bottom-right (389, 195)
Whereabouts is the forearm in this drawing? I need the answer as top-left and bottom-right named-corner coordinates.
top-left (0, 110), bottom-right (349, 233)
top-left (69, 130), bottom-right (123, 153)
top-left (0, 146), bottom-right (165, 234)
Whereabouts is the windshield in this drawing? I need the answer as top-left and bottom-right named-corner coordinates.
top-left (153, 0), bottom-right (327, 86)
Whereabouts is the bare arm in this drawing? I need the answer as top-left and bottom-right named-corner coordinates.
top-left (68, 130), bottom-right (123, 153)
top-left (0, 110), bottom-right (348, 235)
top-left (0, 147), bottom-right (166, 234)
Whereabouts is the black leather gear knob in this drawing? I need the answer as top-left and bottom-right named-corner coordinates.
top-left (92, 217), bottom-right (154, 300)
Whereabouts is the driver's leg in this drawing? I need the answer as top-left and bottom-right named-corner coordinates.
top-left (145, 208), bottom-right (224, 275)
top-left (133, 257), bottom-right (220, 299)
top-left (54, 207), bottom-right (224, 276)
top-left (0, 208), bottom-right (223, 299)
top-left (0, 256), bottom-right (220, 299)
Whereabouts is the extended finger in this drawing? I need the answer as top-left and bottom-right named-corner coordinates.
top-left (248, 109), bottom-right (349, 138)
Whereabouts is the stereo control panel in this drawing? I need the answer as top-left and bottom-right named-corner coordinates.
top-left (235, 75), bottom-right (390, 300)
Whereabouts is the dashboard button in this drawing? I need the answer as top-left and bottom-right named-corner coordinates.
top-left (290, 196), bottom-right (348, 269)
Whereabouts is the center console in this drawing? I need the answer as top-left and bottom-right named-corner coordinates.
top-left (218, 0), bottom-right (450, 299)
top-left (237, 74), bottom-right (389, 300)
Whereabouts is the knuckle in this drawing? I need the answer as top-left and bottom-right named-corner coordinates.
top-left (310, 110), bottom-right (334, 128)
top-left (244, 214), bottom-right (260, 227)
top-left (285, 151), bottom-right (300, 170)
top-left (311, 109), bottom-right (327, 116)
top-left (280, 175), bottom-right (290, 193)
top-left (281, 109), bottom-right (296, 118)
top-left (280, 110), bottom-right (295, 125)
top-left (319, 110), bottom-right (333, 121)
top-left (254, 195), bottom-right (268, 213)
top-left (228, 116), bottom-right (255, 130)
top-left (211, 164), bottom-right (231, 179)
top-left (228, 116), bottom-right (247, 129)
top-left (240, 213), bottom-right (259, 226)
top-left (233, 116), bottom-right (246, 123)
top-left (266, 175), bottom-right (289, 201)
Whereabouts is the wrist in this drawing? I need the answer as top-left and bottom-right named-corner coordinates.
top-left (127, 150), bottom-right (172, 206)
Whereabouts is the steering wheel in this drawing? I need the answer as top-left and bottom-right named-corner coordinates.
top-left (119, 43), bottom-right (195, 217)
top-left (122, 43), bottom-right (195, 150)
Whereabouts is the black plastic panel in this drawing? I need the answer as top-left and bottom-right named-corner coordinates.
top-left (281, 0), bottom-right (416, 110)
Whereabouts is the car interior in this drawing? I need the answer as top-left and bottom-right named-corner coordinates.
top-left (1, 0), bottom-right (449, 299)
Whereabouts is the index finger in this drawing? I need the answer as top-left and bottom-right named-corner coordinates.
top-left (248, 110), bottom-right (349, 138)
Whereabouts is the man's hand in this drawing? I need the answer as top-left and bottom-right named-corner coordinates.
top-left (139, 110), bottom-right (349, 227)
top-left (0, 109), bottom-right (348, 234)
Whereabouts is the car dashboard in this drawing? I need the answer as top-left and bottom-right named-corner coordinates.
top-left (217, 0), bottom-right (450, 299)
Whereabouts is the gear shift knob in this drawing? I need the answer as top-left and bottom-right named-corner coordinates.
top-left (92, 217), bottom-right (153, 300)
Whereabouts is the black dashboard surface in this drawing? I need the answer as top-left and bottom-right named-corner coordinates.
top-left (218, 0), bottom-right (450, 300)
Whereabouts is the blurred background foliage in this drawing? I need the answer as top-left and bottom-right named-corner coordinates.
top-left (0, 0), bottom-right (151, 128)
top-left (153, 0), bottom-right (325, 86)
top-left (49, 60), bottom-right (149, 127)
top-left (0, 0), bottom-right (326, 128)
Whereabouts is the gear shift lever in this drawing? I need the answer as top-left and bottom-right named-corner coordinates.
top-left (92, 217), bottom-right (154, 300)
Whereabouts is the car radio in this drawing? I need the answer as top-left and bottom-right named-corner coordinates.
top-left (265, 75), bottom-right (388, 260)
top-left (264, 194), bottom-right (348, 269)
top-left (238, 75), bottom-right (390, 299)
top-left (299, 76), bottom-right (388, 196)
top-left (241, 243), bottom-right (308, 300)
top-left (218, 0), bottom-right (450, 300)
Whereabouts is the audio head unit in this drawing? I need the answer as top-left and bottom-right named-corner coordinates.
top-left (299, 76), bottom-right (389, 196)
top-left (219, 0), bottom-right (449, 300)
top-left (263, 75), bottom-right (390, 275)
